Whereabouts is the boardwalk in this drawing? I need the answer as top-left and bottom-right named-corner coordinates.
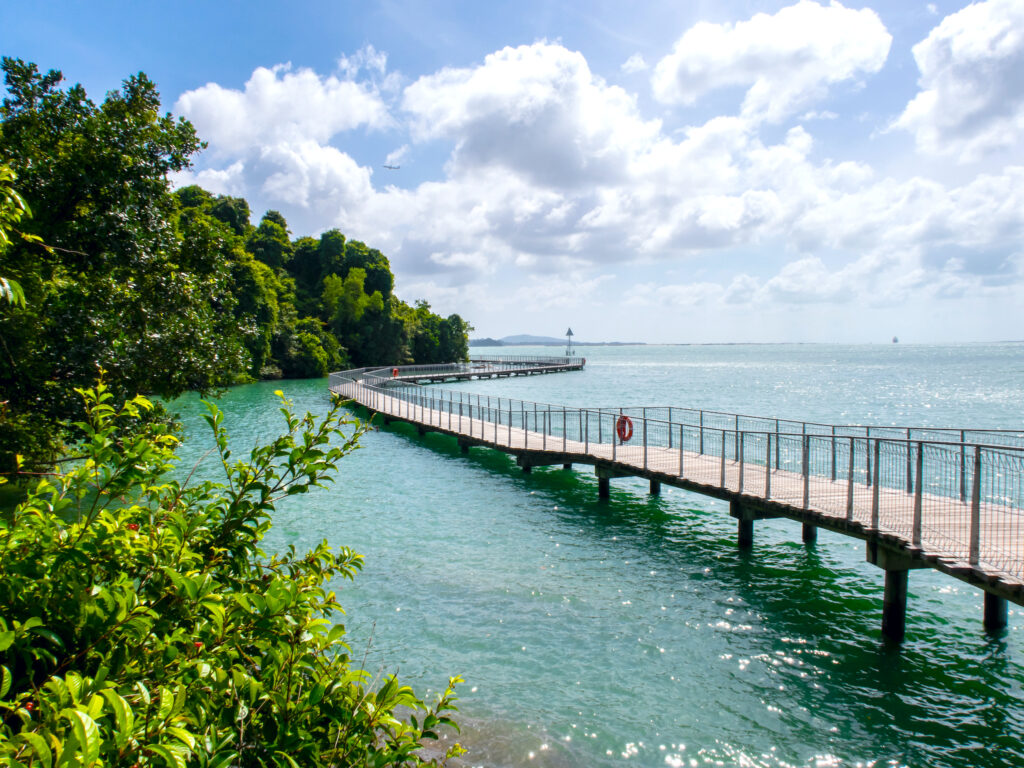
top-left (329, 356), bottom-right (1024, 641)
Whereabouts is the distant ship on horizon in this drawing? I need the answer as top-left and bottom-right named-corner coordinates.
top-left (893, 336), bottom-right (899, 344)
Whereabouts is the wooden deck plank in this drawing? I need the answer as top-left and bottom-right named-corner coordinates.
top-left (330, 375), bottom-right (1024, 602)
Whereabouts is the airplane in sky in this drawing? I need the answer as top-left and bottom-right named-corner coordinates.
top-left (383, 164), bottom-right (400, 170)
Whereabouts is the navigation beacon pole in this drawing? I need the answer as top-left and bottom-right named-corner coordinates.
top-left (565, 327), bottom-right (574, 357)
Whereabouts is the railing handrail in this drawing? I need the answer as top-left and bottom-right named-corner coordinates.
top-left (329, 358), bottom-right (1024, 586)
top-left (329, 363), bottom-right (1024, 452)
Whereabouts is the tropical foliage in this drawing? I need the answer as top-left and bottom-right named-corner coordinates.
top-left (0, 58), bottom-right (470, 469)
top-left (0, 381), bottom-right (463, 766)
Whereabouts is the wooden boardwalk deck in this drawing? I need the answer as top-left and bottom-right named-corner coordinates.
top-left (329, 358), bottom-right (1024, 639)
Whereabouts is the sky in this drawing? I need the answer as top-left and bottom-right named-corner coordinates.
top-left (3, 0), bottom-right (1023, 343)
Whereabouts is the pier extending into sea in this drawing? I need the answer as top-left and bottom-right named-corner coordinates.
top-left (329, 355), bottom-right (1024, 642)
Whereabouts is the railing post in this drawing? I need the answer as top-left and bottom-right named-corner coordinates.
top-left (585, 410), bottom-right (589, 453)
top-left (913, 441), bottom-right (923, 548)
top-left (905, 429), bottom-right (913, 494)
top-left (774, 419), bottom-right (780, 469)
top-left (866, 429), bottom-right (872, 488)
top-left (598, 408), bottom-right (603, 444)
top-left (563, 408), bottom-right (567, 452)
top-left (846, 436), bottom-right (855, 520)
top-left (679, 424), bottom-right (685, 477)
top-left (802, 435), bottom-right (810, 510)
top-left (508, 404), bottom-right (512, 446)
top-left (871, 440), bottom-right (880, 529)
top-left (970, 445), bottom-right (981, 566)
top-left (719, 430), bottom-right (726, 488)
top-left (643, 416), bottom-right (648, 470)
top-left (960, 429), bottom-right (967, 503)
top-left (543, 410), bottom-right (547, 450)
top-left (764, 432), bottom-right (771, 499)
top-left (738, 431), bottom-right (745, 493)
top-left (831, 425), bottom-right (836, 481)
top-left (700, 411), bottom-right (705, 455)
top-left (612, 412), bottom-right (617, 461)
top-left (734, 414), bottom-right (739, 461)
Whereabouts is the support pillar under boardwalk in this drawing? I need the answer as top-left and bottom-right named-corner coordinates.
top-left (737, 518), bottom-right (754, 549)
top-left (650, 480), bottom-right (661, 496)
top-left (984, 591), bottom-right (1008, 633)
top-left (595, 465), bottom-right (632, 500)
top-left (729, 500), bottom-right (782, 550)
top-left (866, 541), bottom-right (926, 643)
top-left (563, 463), bottom-right (573, 471)
top-left (458, 440), bottom-right (469, 455)
top-left (802, 522), bottom-right (817, 545)
top-left (882, 569), bottom-right (909, 643)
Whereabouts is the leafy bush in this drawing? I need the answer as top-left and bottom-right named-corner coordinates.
top-left (0, 382), bottom-right (463, 766)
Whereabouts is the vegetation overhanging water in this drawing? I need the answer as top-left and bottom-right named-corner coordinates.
top-left (171, 342), bottom-right (1024, 768)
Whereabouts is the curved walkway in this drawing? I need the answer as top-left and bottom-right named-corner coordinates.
top-left (329, 356), bottom-right (1024, 640)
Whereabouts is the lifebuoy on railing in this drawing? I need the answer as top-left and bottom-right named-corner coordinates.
top-left (392, 367), bottom-right (399, 377)
top-left (616, 415), bottom-right (633, 443)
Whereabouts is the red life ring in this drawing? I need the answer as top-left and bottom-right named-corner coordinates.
top-left (615, 415), bottom-right (633, 443)
top-left (392, 367), bottom-right (399, 377)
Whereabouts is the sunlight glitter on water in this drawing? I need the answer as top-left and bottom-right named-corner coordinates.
top-left (170, 342), bottom-right (1024, 768)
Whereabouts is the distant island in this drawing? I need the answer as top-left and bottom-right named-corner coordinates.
top-left (470, 334), bottom-right (645, 347)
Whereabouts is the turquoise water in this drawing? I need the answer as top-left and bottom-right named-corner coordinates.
top-left (171, 343), bottom-right (1024, 768)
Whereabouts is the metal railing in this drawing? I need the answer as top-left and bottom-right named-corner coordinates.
top-left (328, 362), bottom-right (1024, 583)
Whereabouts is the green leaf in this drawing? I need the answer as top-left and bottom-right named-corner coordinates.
top-left (100, 689), bottom-right (135, 750)
top-left (65, 709), bottom-right (100, 766)
top-left (0, 665), bottom-right (11, 698)
top-left (207, 751), bottom-right (239, 768)
top-left (307, 680), bottom-right (327, 706)
top-left (0, 630), bottom-right (15, 652)
top-left (165, 726), bottom-right (196, 750)
top-left (17, 732), bottom-right (53, 768)
top-left (149, 743), bottom-right (188, 768)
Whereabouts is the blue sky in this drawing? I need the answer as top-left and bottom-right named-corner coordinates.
top-left (4, 0), bottom-right (1023, 343)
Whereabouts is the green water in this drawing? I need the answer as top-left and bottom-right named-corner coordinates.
top-left (170, 343), bottom-right (1024, 768)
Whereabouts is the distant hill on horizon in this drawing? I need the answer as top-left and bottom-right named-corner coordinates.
top-left (469, 334), bottom-right (645, 347)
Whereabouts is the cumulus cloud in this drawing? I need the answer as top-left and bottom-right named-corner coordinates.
top-left (171, 34), bottom-right (1024, 339)
top-left (402, 42), bottom-right (661, 188)
top-left (621, 53), bottom-right (648, 73)
top-left (651, 1), bottom-right (891, 122)
top-left (894, 0), bottom-right (1024, 160)
top-left (174, 62), bottom-right (392, 155)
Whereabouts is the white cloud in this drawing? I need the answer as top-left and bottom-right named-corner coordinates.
top-left (338, 44), bottom-right (388, 78)
top-left (173, 33), bottom-right (1024, 341)
top-left (894, 0), bottom-right (1024, 160)
top-left (174, 62), bottom-right (392, 155)
top-left (651, 1), bottom-right (891, 122)
top-left (402, 42), bottom-right (661, 187)
top-left (621, 53), bottom-right (648, 73)
top-left (384, 145), bottom-right (409, 167)
top-left (625, 281), bottom-right (722, 308)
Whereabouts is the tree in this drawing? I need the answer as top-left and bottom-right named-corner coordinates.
top-left (344, 240), bottom-right (394, 300)
top-left (246, 213), bottom-right (293, 270)
top-left (0, 164), bottom-right (31, 307)
top-left (0, 381), bottom-right (464, 766)
top-left (0, 59), bottom-right (248, 470)
top-left (209, 195), bottom-right (251, 237)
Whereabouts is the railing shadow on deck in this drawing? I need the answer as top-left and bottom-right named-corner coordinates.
top-left (329, 357), bottom-right (1024, 592)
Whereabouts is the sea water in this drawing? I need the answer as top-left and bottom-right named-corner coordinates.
top-left (170, 343), bottom-right (1024, 768)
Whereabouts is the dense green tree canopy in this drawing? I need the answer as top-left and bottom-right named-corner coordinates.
top-left (0, 59), bottom-right (472, 468)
